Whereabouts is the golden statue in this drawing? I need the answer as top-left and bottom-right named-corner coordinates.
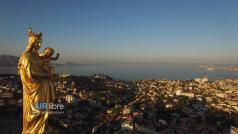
top-left (18, 28), bottom-right (57, 134)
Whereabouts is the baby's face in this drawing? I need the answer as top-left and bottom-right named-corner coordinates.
top-left (44, 52), bottom-right (53, 58)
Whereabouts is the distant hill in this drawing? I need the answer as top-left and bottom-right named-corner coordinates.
top-left (0, 54), bottom-right (80, 67)
top-left (0, 55), bottom-right (19, 67)
top-left (54, 62), bottom-right (80, 67)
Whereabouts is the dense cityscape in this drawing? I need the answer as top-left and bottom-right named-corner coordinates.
top-left (0, 73), bottom-right (237, 134)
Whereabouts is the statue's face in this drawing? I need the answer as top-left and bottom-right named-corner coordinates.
top-left (34, 39), bottom-right (42, 50)
top-left (27, 29), bottom-right (42, 51)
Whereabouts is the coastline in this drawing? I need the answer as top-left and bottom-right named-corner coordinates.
top-left (200, 65), bottom-right (238, 72)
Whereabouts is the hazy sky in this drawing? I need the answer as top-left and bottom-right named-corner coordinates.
top-left (0, 0), bottom-right (238, 64)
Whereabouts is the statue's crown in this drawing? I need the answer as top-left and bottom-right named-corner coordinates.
top-left (28, 27), bottom-right (42, 38)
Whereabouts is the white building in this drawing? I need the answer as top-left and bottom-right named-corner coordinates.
top-left (195, 76), bottom-right (208, 84)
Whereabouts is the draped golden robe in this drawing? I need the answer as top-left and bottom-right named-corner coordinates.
top-left (19, 51), bottom-right (55, 134)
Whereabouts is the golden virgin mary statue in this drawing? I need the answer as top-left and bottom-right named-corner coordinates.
top-left (18, 28), bottom-right (56, 134)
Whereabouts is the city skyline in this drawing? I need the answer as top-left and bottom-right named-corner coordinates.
top-left (0, 0), bottom-right (238, 64)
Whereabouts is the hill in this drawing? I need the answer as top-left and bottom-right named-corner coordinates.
top-left (0, 55), bottom-right (19, 67)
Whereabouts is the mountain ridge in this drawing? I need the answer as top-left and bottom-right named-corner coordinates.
top-left (0, 54), bottom-right (80, 67)
top-left (0, 55), bottom-right (19, 67)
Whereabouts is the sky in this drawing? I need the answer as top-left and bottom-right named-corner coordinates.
top-left (0, 0), bottom-right (238, 64)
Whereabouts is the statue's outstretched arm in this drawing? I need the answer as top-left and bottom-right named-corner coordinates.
top-left (50, 53), bottom-right (60, 60)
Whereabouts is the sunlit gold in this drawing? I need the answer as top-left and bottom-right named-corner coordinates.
top-left (18, 28), bottom-right (56, 134)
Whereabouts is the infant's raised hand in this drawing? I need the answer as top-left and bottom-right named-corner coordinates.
top-left (56, 53), bottom-right (60, 58)
top-left (50, 53), bottom-right (60, 60)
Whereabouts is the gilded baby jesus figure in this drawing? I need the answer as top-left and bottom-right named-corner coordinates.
top-left (39, 47), bottom-right (60, 74)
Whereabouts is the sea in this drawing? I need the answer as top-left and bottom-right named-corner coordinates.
top-left (1, 63), bottom-right (238, 81)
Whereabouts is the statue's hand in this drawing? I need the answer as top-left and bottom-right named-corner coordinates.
top-left (49, 53), bottom-right (60, 60)
top-left (56, 53), bottom-right (60, 58)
